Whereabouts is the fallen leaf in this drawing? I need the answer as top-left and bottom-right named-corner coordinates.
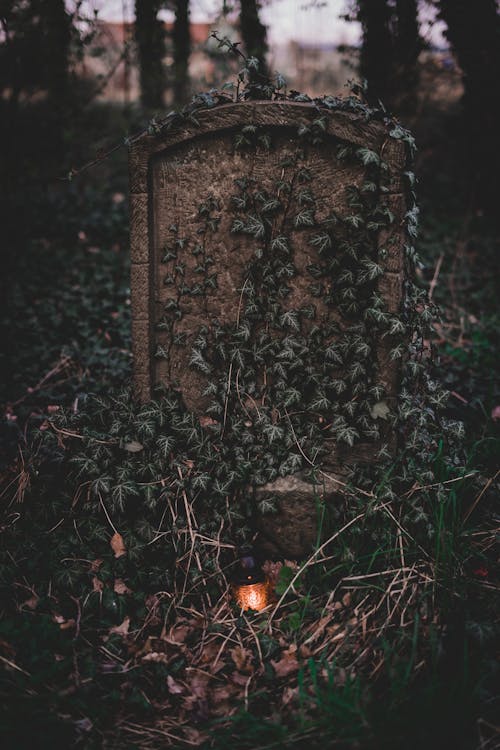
top-left (231, 670), bottom-right (250, 687)
top-left (60, 619), bottom-right (76, 631)
top-left (142, 651), bottom-right (169, 664)
top-left (109, 616), bottom-right (130, 636)
top-left (342, 591), bottom-right (352, 607)
top-left (262, 559), bottom-right (283, 584)
top-left (210, 684), bottom-right (238, 716)
top-left (491, 405), bottom-right (500, 421)
top-left (326, 623), bottom-right (346, 642)
top-left (90, 559), bottom-right (103, 572)
top-left (271, 645), bottom-right (299, 678)
top-left (145, 593), bottom-right (160, 610)
top-left (299, 644), bottom-right (312, 659)
top-left (114, 579), bottom-right (131, 595)
top-left (74, 718), bottom-right (93, 733)
top-left (0, 638), bottom-right (16, 659)
top-left (282, 685), bottom-right (298, 706)
top-left (53, 614), bottom-right (75, 630)
top-left (123, 440), bottom-right (143, 453)
top-left (110, 532), bottom-right (126, 558)
top-left (92, 576), bottom-right (104, 593)
top-left (230, 646), bottom-right (253, 673)
top-left (186, 671), bottom-right (211, 700)
top-left (370, 400), bottom-right (390, 420)
top-left (473, 566), bottom-right (488, 578)
top-left (165, 622), bottom-right (192, 645)
top-left (21, 595), bottom-right (39, 610)
top-left (182, 727), bottom-right (208, 745)
top-left (198, 640), bottom-right (226, 673)
top-left (167, 674), bottom-right (184, 694)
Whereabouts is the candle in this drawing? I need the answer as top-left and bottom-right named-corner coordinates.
top-left (233, 579), bottom-right (270, 611)
top-left (232, 552), bottom-right (271, 611)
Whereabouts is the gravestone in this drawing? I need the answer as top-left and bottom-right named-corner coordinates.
top-left (129, 100), bottom-right (409, 557)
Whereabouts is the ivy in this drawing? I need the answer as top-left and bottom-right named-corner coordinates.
top-left (37, 47), bottom-right (467, 616)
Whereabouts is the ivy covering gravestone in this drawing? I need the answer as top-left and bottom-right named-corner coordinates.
top-left (128, 85), bottom-right (417, 556)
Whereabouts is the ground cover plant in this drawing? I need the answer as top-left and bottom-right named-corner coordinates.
top-left (1, 49), bottom-right (499, 750)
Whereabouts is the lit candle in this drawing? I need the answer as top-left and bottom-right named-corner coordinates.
top-left (232, 553), bottom-right (270, 612)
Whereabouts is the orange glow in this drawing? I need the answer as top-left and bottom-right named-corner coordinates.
top-left (232, 580), bottom-right (270, 611)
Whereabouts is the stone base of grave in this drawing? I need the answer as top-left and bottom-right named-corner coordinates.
top-left (254, 471), bottom-right (348, 559)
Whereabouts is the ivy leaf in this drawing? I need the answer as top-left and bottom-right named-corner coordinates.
top-left (356, 147), bottom-right (380, 166)
top-left (157, 435), bottom-right (175, 457)
top-left (325, 344), bottom-right (343, 364)
top-left (192, 473), bottom-right (211, 491)
top-left (337, 426), bottom-right (359, 447)
top-left (189, 349), bottom-right (212, 374)
top-left (275, 72), bottom-right (287, 90)
top-left (231, 218), bottom-right (246, 233)
top-left (310, 233), bottom-right (331, 253)
top-left (279, 310), bottom-right (300, 331)
top-left (344, 214), bottom-right (364, 229)
top-left (272, 236), bottom-right (290, 254)
top-left (264, 424), bottom-right (284, 444)
top-left (262, 198), bottom-right (280, 214)
top-left (294, 210), bottom-right (314, 228)
top-left (245, 215), bottom-right (266, 238)
top-left (258, 497), bottom-right (277, 514)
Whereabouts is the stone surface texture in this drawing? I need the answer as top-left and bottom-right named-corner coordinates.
top-left (129, 101), bottom-right (408, 557)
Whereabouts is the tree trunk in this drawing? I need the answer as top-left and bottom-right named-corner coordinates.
top-left (439, 0), bottom-right (500, 214)
top-left (394, 0), bottom-right (421, 114)
top-left (42, 0), bottom-right (71, 107)
top-left (357, 0), bottom-right (394, 108)
top-left (173, 0), bottom-right (190, 104)
top-left (239, 0), bottom-right (269, 83)
top-left (135, 0), bottom-right (166, 110)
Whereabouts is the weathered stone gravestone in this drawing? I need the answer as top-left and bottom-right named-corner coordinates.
top-left (129, 100), bottom-right (409, 557)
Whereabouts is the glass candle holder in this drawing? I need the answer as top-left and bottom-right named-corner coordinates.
top-left (232, 579), bottom-right (270, 611)
top-left (232, 553), bottom-right (270, 611)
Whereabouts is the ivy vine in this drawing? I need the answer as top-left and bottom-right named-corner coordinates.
top-left (42, 44), bottom-right (465, 599)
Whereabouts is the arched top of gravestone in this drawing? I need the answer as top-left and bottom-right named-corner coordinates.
top-left (129, 101), bottom-right (405, 195)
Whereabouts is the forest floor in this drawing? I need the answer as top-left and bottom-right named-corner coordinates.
top-left (0, 95), bottom-right (498, 749)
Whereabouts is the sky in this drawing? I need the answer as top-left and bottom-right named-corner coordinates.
top-left (76, 0), bottom-right (445, 47)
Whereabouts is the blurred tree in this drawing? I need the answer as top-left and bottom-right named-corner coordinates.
top-left (239, 0), bottom-right (269, 82)
top-left (173, 0), bottom-right (191, 104)
top-left (355, 0), bottom-right (422, 113)
top-left (439, 0), bottom-right (500, 214)
top-left (394, 0), bottom-right (422, 113)
top-left (357, 0), bottom-right (394, 107)
top-left (0, 0), bottom-right (72, 106)
top-left (43, 0), bottom-right (72, 107)
top-left (135, 0), bottom-right (166, 109)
